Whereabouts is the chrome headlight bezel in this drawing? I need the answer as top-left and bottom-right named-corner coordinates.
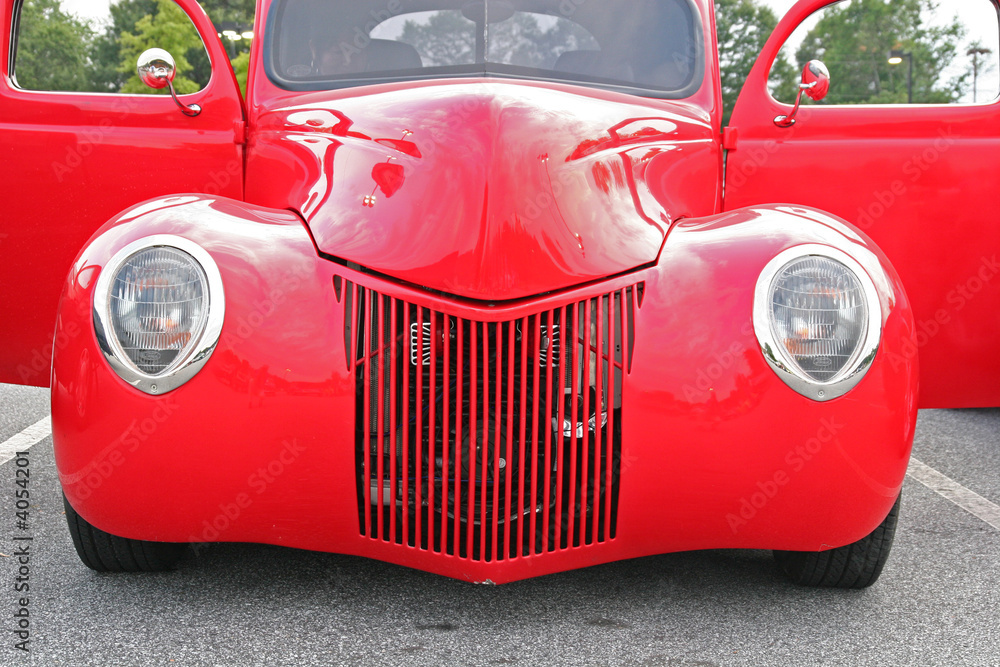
top-left (93, 235), bottom-right (225, 395)
top-left (753, 244), bottom-right (882, 402)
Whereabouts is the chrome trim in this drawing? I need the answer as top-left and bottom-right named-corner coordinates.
top-left (753, 244), bottom-right (883, 402)
top-left (93, 235), bottom-right (225, 395)
top-left (774, 60), bottom-right (830, 128)
top-left (136, 48), bottom-right (202, 117)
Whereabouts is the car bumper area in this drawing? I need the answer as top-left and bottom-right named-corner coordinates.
top-left (52, 200), bottom-right (918, 583)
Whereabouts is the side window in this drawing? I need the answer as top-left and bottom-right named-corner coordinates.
top-left (715, 0), bottom-right (790, 124)
top-left (12, 0), bottom-right (211, 94)
top-left (768, 0), bottom-right (1000, 105)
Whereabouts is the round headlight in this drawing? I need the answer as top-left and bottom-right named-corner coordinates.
top-left (754, 245), bottom-right (882, 401)
top-left (94, 235), bottom-right (224, 394)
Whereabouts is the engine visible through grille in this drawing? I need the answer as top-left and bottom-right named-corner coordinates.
top-left (341, 279), bottom-right (637, 562)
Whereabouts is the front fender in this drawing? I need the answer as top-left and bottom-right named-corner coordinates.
top-left (51, 197), bottom-right (918, 582)
top-left (618, 204), bottom-right (918, 552)
top-left (52, 195), bottom-right (354, 547)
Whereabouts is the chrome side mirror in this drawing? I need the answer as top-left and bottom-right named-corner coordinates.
top-left (137, 48), bottom-right (175, 89)
top-left (774, 60), bottom-right (830, 128)
top-left (137, 48), bottom-right (201, 117)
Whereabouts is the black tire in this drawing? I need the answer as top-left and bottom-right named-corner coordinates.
top-left (773, 493), bottom-right (901, 588)
top-left (63, 495), bottom-right (187, 572)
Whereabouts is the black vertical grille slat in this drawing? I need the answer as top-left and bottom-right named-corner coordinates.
top-left (351, 283), bottom-right (638, 561)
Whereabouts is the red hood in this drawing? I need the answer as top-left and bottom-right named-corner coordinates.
top-left (248, 81), bottom-right (720, 301)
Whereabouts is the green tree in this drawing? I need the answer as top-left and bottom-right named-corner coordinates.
top-left (188, 0), bottom-right (256, 89)
top-left (13, 0), bottom-right (95, 92)
top-left (12, 0), bottom-right (253, 96)
top-left (230, 51), bottom-right (251, 94)
top-left (795, 0), bottom-right (967, 104)
top-left (92, 0), bottom-right (254, 94)
top-left (488, 13), bottom-right (596, 68)
top-left (715, 0), bottom-right (798, 125)
top-left (90, 0), bottom-right (158, 92)
top-left (400, 12), bottom-right (475, 67)
top-left (399, 11), bottom-right (596, 69)
top-left (118, 0), bottom-right (206, 94)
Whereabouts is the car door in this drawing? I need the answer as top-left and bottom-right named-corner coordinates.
top-left (0, 0), bottom-right (245, 386)
top-left (724, 0), bottom-right (1000, 408)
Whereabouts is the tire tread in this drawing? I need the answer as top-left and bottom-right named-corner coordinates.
top-left (63, 495), bottom-right (185, 572)
top-left (774, 493), bottom-right (901, 589)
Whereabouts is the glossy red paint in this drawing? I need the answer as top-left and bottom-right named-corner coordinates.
top-left (242, 0), bottom-right (727, 301)
top-left (245, 0), bottom-right (726, 127)
top-left (245, 82), bottom-right (720, 300)
top-left (725, 0), bottom-right (1000, 408)
top-left (1, 0), bottom-right (932, 582)
top-left (52, 197), bottom-right (916, 583)
top-left (0, 0), bottom-right (245, 387)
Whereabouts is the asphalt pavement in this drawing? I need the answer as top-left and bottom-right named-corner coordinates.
top-left (0, 382), bottom-right (997, 667)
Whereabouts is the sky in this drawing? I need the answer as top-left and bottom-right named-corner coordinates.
top-left (58, 0), bottom-right (999, 101)
top-left (761, 0), bottom-right (999, 102)
top-left (60, 0), bottom-right (111, 22)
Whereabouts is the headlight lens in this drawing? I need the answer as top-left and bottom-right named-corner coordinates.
top-left (754, 245), bottom-right (882, 401)
top-left (94, 235), bottom-right (225, 394)
top-left (110, 247), bottom-right (209, 375)
top-left (768, 256), bottom-right (867, 382)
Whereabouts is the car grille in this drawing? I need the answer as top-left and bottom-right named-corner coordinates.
top-left (340, 278), bottom-right (638, 562)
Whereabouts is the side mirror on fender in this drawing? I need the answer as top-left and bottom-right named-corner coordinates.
top-left (774, 60), bottom-right (830, 128)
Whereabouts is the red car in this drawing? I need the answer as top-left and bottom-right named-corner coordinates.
top-left (4, 0), bottom-right (993, 587)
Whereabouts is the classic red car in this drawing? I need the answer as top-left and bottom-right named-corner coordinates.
top-left (7, 0), bottom-right (995, 587)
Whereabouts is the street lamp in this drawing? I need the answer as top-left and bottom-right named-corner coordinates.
top-left (888, 49), bottom-right (913, 104)
top-left (214, 21), bottom-right (253, 58)
top-left (967, 44), bottom-right (993, 103)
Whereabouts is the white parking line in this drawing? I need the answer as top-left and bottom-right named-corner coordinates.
top-left (0, 416), bottom-right (52, 466)
top-left (3, 418), bottom-right (997, 533)
top-left (908, 456), bottom-right (1000, 531)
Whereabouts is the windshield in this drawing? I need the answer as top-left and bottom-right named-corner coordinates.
top-left (265, 0), bottom-right (704, 96)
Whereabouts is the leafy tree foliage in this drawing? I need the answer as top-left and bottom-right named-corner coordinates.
top-left (486, 13), bottom-right (596, 68)
top-left (14, 0), bottom-right (254, 95)
top-left (400, 11), bottom-right (474, 67)
top-left (399, 11), bottom-right (597, 69)
top-left (119, 0), bottom-right (206, 93)
top-left (13, 0), bottom-right (95, 91)
top-left (230, 51), bottom-right (251, 93)
top-left (794, 0), bottom-right (968, 104)
top-left (715, 0), bottom-right (798, 126)
top-left (90, 0), bottom-right (158, 92)
top-left (188, 0), bottom-right (255, 87)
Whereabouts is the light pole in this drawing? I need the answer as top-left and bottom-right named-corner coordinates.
top-left (967, 45), bottom-right (993, 103)
top-left (888, 49), bottom-right (913, 104)
top-left (215, 21), bottom-right (254, 59)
